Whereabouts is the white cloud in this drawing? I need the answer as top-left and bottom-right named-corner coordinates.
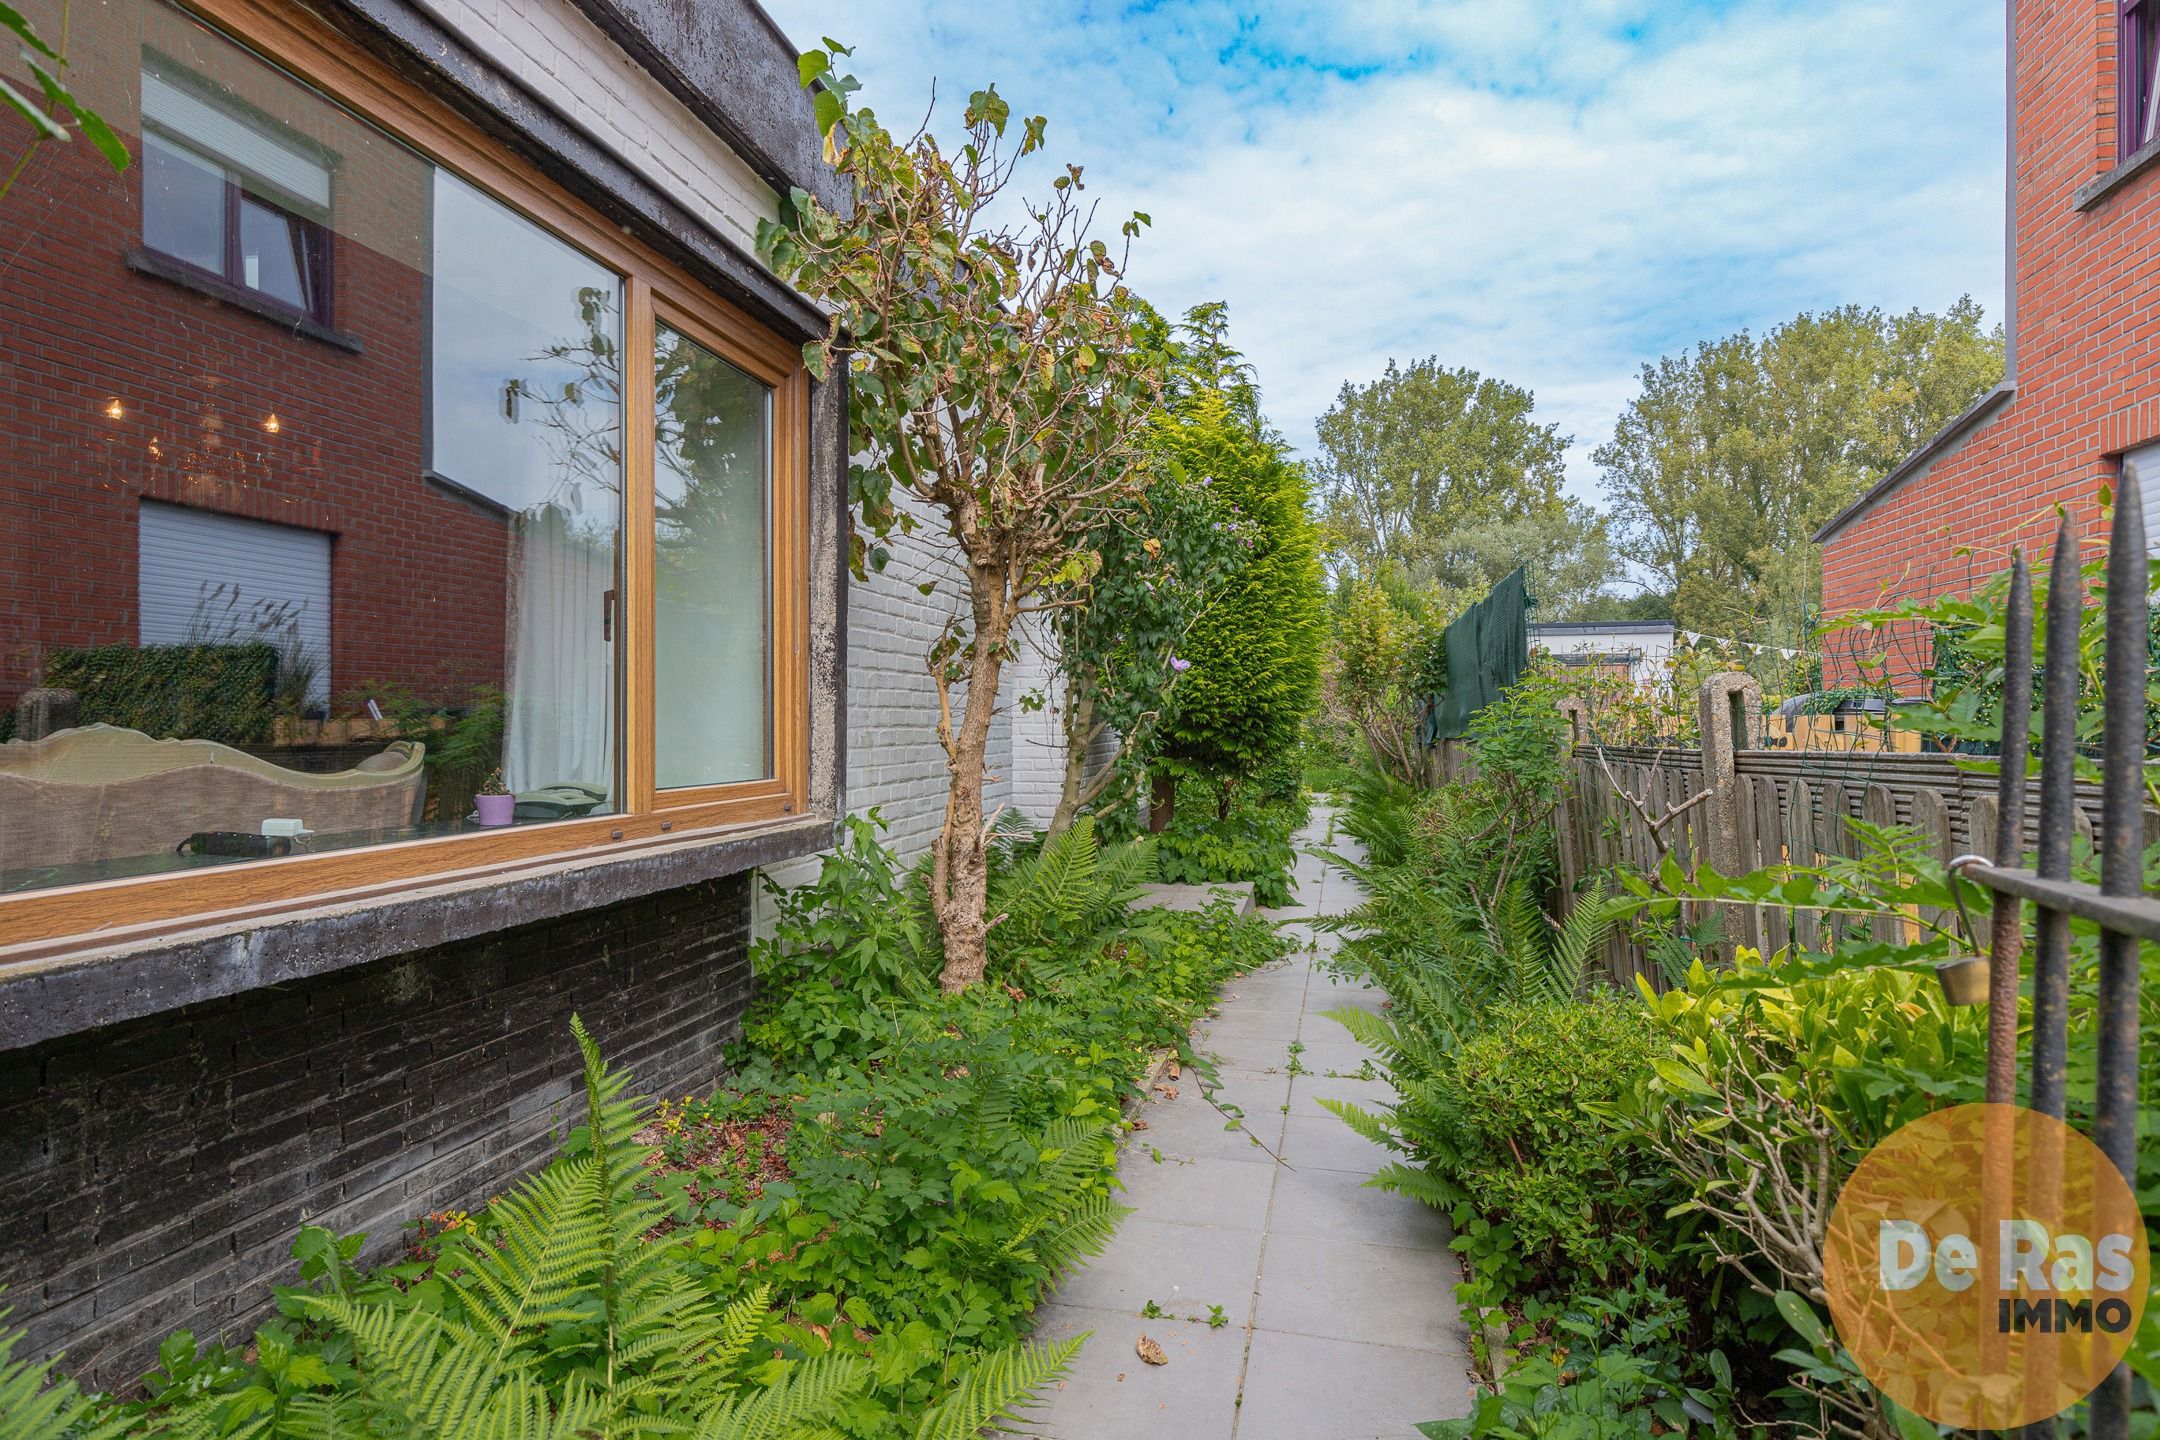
top-left (757, 1), bottom-right (2004, 506)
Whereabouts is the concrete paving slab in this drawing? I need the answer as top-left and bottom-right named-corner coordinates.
top-left (1286, 1038), bottom-right (1385, 1076)
top-left (1235, 1328), bottom-right (1476, 1440)
top-left (1197, 1006), bottom-right (1307, 1043)
top-left (1030, 806), bottom-right (1470, 1440)
top-left (1047, 1216), bottom-right (1266, 1321)
top-left (1280, 1113), bottom-right (1399, 1175)
top-left (1113, 1152), bottom-right (1277, 1232)
top-left (1130, 1090), bottom-right (1286, 1163)
top-left (1219, 968), bottom-right (1313, 1008)
top-left (1029, 1302), bottom-right (1245, 1440)
top-left (1205, 1029), bottom-right (1313, 1074)
top-left (1140, 880), bottom-right (1258, 915)
top-left (1285, 1072), bottom-right (1397, 1120)
top-left (1266, 1167), bottom-right (1449, 1253)
top-left (1253, 1234), bottom-right (1465, 1352)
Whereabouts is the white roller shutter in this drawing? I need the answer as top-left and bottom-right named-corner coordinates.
top-left (140, 67), bottom-right (332, 211)
top-left (138, 501), bottom-right (332, 707)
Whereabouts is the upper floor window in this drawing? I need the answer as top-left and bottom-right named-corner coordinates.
top-left (2123, 0), bottom-right (2160, 159)
top-left (140, 61), bottom-right (332, 322)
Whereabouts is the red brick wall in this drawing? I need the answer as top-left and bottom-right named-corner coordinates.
top-left (0, 0), bottom-right (508, 714)
top-left (1821, 0), bottom-right (2160, 691)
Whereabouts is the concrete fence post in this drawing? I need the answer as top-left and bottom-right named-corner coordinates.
top-left (1696, 672), bottom-right (1762, 878)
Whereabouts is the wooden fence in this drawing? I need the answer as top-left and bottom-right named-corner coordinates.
top-left (1555, 674), bottom-right (2132, 990)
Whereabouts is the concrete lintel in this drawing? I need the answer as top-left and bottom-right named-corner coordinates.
top-left (325, 0), bottom-right (828, 342)
top-left (0, 815), bottom-right (832, 1053)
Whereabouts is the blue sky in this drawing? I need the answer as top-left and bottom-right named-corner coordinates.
top-left (755, 1), bottom-right (2006, 505)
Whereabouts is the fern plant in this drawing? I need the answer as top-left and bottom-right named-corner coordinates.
top-left (0, 1316), bottom-right (129, 1440)
top-left (110, 1019), bottom-right (1084, 1440)
top-left (983, 817), bottom-right (1160, 989)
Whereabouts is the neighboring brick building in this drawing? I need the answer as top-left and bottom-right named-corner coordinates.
top-left (1817, 0), bottom-right (2160, 691)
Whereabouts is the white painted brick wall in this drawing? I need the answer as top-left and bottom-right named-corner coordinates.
top-left (753, 502), bottom-right (1039, 934)
top-left (415, 0), bottom-right (777, 253)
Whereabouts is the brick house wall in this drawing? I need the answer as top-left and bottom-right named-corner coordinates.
top-left (0, 0), bottom-right (505, 714)
top-left (1818, 0), bottom-right (2160, 691)
top-left (0, 0), bottom-right (849, 1391)
top-left (0, 874), bottom-right (751, 1391)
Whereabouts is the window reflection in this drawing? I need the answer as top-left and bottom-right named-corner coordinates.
top-left (653, 324), bottom-right (771, 789)
top-left (0, 0), bottom-right (623, 895)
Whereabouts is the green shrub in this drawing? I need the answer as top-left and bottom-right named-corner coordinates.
top-left (1438, 1000), bottom-right (1676, 1290)
top-left (1422, 1282), bottom-right (1739, 1439)
top-left (1142, 772), bottom-right (1305, 907)
top-left (45, 642), bottom-right (278, 746)
top-left (1155, 390), bottom-right (1325, 782)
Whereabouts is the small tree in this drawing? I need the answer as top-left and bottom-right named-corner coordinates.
top-left (758, 48), bottom-right (1165, 991)
top-left (1038, 304), bottom-right (1258, 838)
top-left (1325, 578), bottom-right (1440, 784)
top-left (1040, 454), bottom-right (1248, 836)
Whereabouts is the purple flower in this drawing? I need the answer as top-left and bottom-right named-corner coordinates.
top-left (1170, 656), bottom-right (1192, 673)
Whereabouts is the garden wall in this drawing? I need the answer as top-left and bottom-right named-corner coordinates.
top-left (0, 873), bottom-right (752, 1392)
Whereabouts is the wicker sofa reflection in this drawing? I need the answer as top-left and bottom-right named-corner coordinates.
top-left (0, 723), bottom-right (427, 876)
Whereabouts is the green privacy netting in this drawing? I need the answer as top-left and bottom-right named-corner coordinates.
top-left (1424, 566), bottom-right (1529, 741)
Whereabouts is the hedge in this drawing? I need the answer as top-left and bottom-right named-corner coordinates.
top-left (44, 642), bottom-right (280, 746)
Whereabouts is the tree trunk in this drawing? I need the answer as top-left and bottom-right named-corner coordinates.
top-left (1046, 679), bottom-right (1097, 840)
top-left (931, 587), bottom-right (1011, 993)
top-left (1148, 772), bottom-right (1175, 833)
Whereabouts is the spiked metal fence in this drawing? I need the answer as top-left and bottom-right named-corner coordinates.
top-left (1955, 485), bottom-right (2149, 1438)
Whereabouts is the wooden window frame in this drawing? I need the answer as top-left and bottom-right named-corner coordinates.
top-left (0, 0), bottom-right (813, 958)
top-left (2125, 0), bottom-right (2160, 160)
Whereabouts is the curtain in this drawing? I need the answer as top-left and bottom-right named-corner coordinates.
top-left (503, 503), bottom-right (615, 798)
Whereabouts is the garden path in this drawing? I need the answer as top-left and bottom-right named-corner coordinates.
top-left (1027, 807), bottom-right (1475, 1439)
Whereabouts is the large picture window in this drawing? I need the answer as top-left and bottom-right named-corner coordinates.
top-left (0, 0), bottom-right (810, 950)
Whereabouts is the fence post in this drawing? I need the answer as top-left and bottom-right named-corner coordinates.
top-left (1695, 672), bottom-right (1762, 879)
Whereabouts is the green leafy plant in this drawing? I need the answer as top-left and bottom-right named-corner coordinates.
top-left (1, 6), bottom-right (129, 205)
top-left (57, 1020), bottom-right (1082, 1439)
top-left (1129, 761), bottom-right (1307, 906)
top-left (1423, 1284), bottom-right (1738, 1439)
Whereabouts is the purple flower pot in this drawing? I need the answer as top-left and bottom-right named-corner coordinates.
top-left (476, 793), bottom-right (515, 827)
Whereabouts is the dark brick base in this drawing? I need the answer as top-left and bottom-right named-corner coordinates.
top-left (0, 874), bottom-right (753, 1391)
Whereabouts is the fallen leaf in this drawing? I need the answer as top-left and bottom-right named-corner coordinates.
top-left (1166, 1060), bottom-right (1182, 1079)
top-left (1136, 1334), bottom-right (1167, 1366)
top-left (1152, 1083), bottom-right (1178, 1101)
top-left (1130, 1119), bottom-right (1149, 1131)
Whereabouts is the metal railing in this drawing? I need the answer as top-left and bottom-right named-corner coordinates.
top-left (1956, 486), bottom-right (2151, 1438)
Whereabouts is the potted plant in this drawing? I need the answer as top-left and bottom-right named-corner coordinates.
top-left (475, 767), bottom-right (514, 827)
